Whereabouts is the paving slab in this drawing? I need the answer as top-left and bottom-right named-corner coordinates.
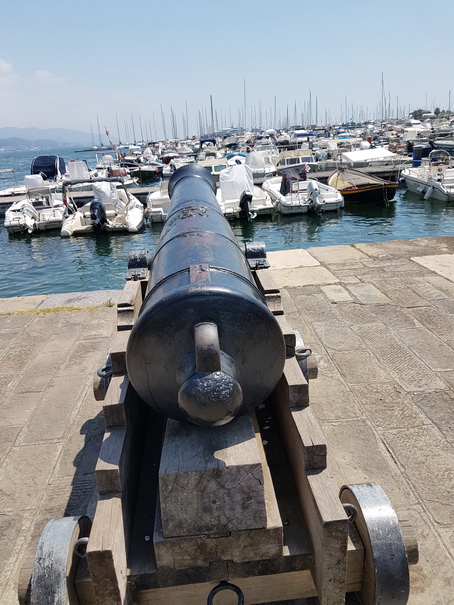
top-left (267, 248), bottom-right (320, 269)
top-left (345, 282), bottom-right (392, 304)
top-left (269, 265), bottom-right (338, 288)
top-left (0, 295), bottom-right (48, 314)
top-left (412, 253), bottom-right (454, 281)
top-left (307, 244), bottom-right (369, 264)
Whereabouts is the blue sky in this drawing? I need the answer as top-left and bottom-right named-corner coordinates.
top-left (1, 0), bottom-right (453, 141)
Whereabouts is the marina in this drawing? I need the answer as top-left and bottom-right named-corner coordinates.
top-left (1, 134), bottom-right (454, 300)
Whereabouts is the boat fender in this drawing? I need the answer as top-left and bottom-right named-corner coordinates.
top-left (424, 186), bottom-right (434, 200)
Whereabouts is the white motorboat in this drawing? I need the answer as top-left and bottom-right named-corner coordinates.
top-left (0, 154), bottom-right (66, 201)
top-left (216, 163), bottom-right (274, 220)
top-left (145, 183), bottom-right (170, 223)
top-left (61, 178), bottom-right (144, 236)
top-left (263, 170), bottom-right (344, 214)
top-left (274, 149), bottom-right (318, 174)
top-left (400, 150), bottom-right (454, 202)
top-left (4, 177), bottom-right (67, 234)
top-left (244, 150), bottom-right (276, 184)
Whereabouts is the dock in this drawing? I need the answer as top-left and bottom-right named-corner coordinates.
top-left (0, 237), bottom-right (453, 604)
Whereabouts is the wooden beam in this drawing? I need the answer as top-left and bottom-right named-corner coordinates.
top-left (86, 496), bottom-right (128, 605)
top-left (95, 428), bottom-right (127, 495)
top-left (103, 375), bottom-right (128, 428)
top-left (110, 331), bottom-right (130, 375)
top-left (270, 387), bottom-right (348, 603)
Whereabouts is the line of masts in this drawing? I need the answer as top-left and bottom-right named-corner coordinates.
top-left (91, 84), bottom-right (453, 145)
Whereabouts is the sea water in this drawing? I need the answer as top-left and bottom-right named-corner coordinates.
top-left (1, 147), bottom-right (454, 299)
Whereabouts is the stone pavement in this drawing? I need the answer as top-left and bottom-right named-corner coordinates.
top-left (0, 238), bottom-right (453, 604)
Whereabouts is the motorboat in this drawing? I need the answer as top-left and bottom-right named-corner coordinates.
top-left (338, 148), bottom-right (407, 169)
top-left (274, 149), bottom-right (318, 174)
top-left (0, 155), bottom-right (66, 201)
top-left (117, 146), bottom-right (164, 182)
top-left (162, 156), bottom-right (195, 179)
top-left (244, 150), bottom-right (276, 184)
top-left (328, 167), bottom-right (397, 204)
top-left (400, 149), bottom-right (454, 202)
top-left (145, 183), bottom-right (170, 223)
top-left (61, 177), bottom-right (144, 236)
top-left (431, 138), bottom-right (454, 153)
top-left (197, 157), bottom-right (229, 183)
top-left (263, 169), bottom-right (344, 215)
top-left (4, 175), bottom-right (67, 234)
top-left (216, 163), bottom-right (274, 220)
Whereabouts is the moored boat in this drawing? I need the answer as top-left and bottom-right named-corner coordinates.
top-left (400, 150), bottom-right (454, 202)
top-left (216, 163), bottom-right (274, 220)
top-left (4, 177), bottom-right (67, 234)
top-left (263, 169), bottom-right (344, 214)
top-left (61, 177), bottom-right (144, 237)
top-left (328, 167), bottom-right (397, 204)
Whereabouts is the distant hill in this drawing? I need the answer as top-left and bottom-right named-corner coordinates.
top-left (0, 127), bottom-right (96, 147)
top-left (0, 136), bottom-right (66, 149)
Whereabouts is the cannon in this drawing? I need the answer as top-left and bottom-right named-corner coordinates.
top-left (126, 164), bottom-right (286, 427)
top-left (24, 165), bottom-right (417, 605)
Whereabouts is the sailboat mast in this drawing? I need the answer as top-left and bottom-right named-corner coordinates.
top-left (116, 113), bottom-right (121, 145)
top-left (131, 114), bottom-right (137, 144)
top-left (96, 116), bottom-right (102, 147)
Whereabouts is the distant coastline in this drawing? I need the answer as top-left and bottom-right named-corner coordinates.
top-left (0, 126), bottom-right (94, 150)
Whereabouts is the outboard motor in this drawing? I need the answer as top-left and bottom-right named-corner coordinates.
top-left (239, 191), bottom-right (255, 222)
top-left (307, 180), bottom-right (322, 212)
top-left (90, 199), bottom-right (107, 232)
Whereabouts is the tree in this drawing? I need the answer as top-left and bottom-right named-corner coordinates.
top-left (411, 109), bottom-right (425, 120)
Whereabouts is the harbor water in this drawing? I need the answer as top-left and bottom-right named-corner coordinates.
top-left (1, 146), bottom-right (454, 299)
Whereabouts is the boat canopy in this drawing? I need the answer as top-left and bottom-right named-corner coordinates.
top-left (219, 163), bottom-right (254, 201)
top-left (67, 160), bottom-right (90, 180)
top-left (31, 155), bottom-right (66, 180)
top-left (245, 151), bottom-right (266, 171)
top-left (340, 149), bottom-right (400, 165)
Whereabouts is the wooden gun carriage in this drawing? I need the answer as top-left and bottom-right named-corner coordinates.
top-left (25, 165), bottom-right (417, 605)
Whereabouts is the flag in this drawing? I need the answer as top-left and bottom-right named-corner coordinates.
top-left (105, 127), bottom-right (110, 136)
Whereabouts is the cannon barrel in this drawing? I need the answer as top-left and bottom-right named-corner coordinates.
top-left (126, 164), bottom-right (286, 427)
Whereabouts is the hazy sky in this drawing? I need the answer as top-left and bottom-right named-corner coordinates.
top-left (1, 0), bottom-right (453, 141)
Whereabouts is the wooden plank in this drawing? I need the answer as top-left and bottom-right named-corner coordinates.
top-left (275, 356), bottom-right (309, 409)
top-left (136, 570), bottom-right (318, 604)
top-left (86, 496), bottom-right (127, 605)
top-left (158, 414), bottom-right (268, 538)
top-left (270, 384), bottom-right (349, 604)
top-left (117, 307), bottom-right (135, 331)
top-left (117, 279), bottom-right (142, 309)
top-left (265, 292), bottom-right (283, 314)
top-left (153, 491), bottom-right (283, 569)
top-left (135, 560), bottom-right (364, 605)
top-left (154, 411), bottom-right (283, 569)
top-left (254, 269), bottom-right (280, 295)
top-left (95, 427), bottom-right (127, 495)
top-left (103, 375), bottom-right (128, 428)
top-left (271, 389), bottom-right (326, 472)
top-left (109, 330), bottom-right (130, 374)
top-left (275, 314), bottom-right (296, 352)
